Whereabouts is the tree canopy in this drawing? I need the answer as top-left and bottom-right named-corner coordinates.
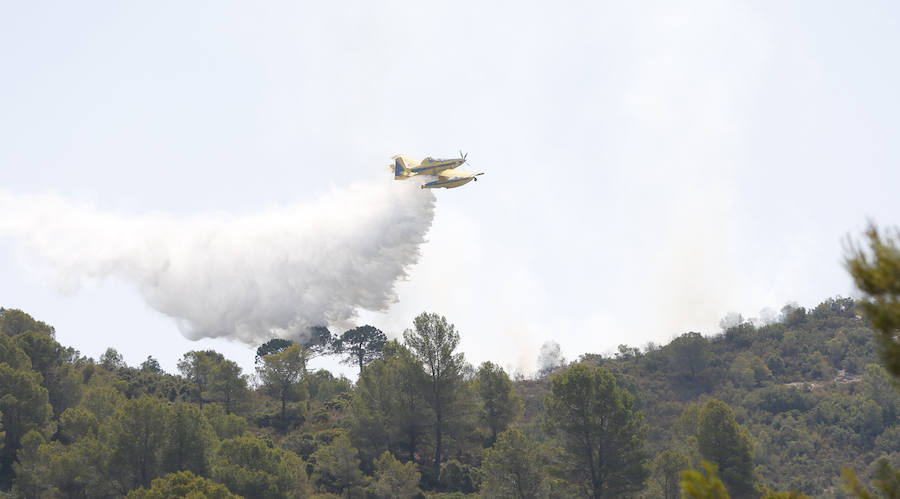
top-left (403, 312), bottom-right (466, 471)
top-left (256, 344), bottom-right (308, 423)
top-left (544, 363), bottom-right (649, 498)
top-left (0, 299), bottom-right (896, 497)
top-left (846, 224), bottom-right (900, 380)
top-left (338, 325), bottom-right (387, 374)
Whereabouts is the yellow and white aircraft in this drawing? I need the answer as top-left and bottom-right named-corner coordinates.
top-left (391, 151), bottom-right (484, 189)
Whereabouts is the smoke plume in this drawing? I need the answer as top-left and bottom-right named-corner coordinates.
top-left (537, 340), bottom-right (565, 376)
top-left (0, 180), bottom-right (435, 344)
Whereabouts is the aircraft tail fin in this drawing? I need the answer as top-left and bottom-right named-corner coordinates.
top-left (394, 157), bottom-right (411, 179)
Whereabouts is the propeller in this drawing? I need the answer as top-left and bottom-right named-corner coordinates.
top-left (459, 150), bottom-right (468, 161)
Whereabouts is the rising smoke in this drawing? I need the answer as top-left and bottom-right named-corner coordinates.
top-left (537, 340), bottom-right (565, 376)
top-left (0, 180), bottom-right (435, 344)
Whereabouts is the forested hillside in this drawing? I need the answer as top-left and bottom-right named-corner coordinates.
top-left (0, 298), bottom-right (893, 498)
top-left (522, 298), bottom-right (896, 497)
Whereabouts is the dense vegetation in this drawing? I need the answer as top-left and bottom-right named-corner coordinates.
top-left (0, 295), bottom-right (894, 498)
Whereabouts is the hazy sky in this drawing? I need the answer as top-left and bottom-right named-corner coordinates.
top-left (1, 1), bottom-right (898, 377)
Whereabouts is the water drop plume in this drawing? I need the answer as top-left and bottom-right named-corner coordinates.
top-left (0, 180), bottom-right (435, 344)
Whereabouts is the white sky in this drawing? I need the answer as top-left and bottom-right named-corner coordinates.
top-left (1, 1), bottom-right (898, 377)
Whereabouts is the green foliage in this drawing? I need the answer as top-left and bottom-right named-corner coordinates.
top-left (0, 302), bottom-right (897, 497)
top-left (669, 332), bottom-right (709, 383)
top-left (0, 363), bottom-right (52, 487)
top-left (111, 364), bottom-right (192, 402)
top-left (371, 451), bottom-right (421, 498)
top-left (697, 400), bottom-right (757, 498)
top-left (312, 433), bottom-right (368, 495)
top-left (208, 359), bottom-right (250, 415)
top-left (404, 313), bottom-right (467, 470)
top-left (801, 351), bottom-right (832, 380)
top-left (177, 350), bottom-right (225, 407)
top-left (862, 363), bottom-right (900, 426)
top-left (544, 363), bottom-right (649, 498)
top-left (78, 381), bottom-right (126, 423)
top-left (843, 457), bottom-right (900, 498)
top-left (107, 396), bottom-right (173, 491)
top-left (126, 470), bottom-right (240, 499)
top-left (202, 403), bottom-right (248, 440)
top-left (476, 361), bottom-right (522, 444)
top-left (58, 406), bottom-right (99, 443)
top-left (682, 461), bottom-right (730, 499)
top-left (654, 449), bottom-right (689, 499)
top-left (438, 460), bottom-right (477, 494)
top-left (743, 385), bottom-right (813, 414)
top-left (163, 403), bottom-right (217, 476)
top-left (212, 436), bottom-right (308, 499)
top-left (846, 225), bottom-right (900, 381)
top-left (99, 347), bottom-right (125, 371)
top-left (826, 331), bottom-right (850, 366)
top-left (350, 341), bottom-right (430, 466)
top-left (307, 369), bottom-right (352, 404)
top-left (0, 309), bottom-right (54, 338)
top-left (760, 489), bottom-right (808, 499)
top-left (257, 344), bottom-right (309, 426)
top-left (15, 330), bottom-right (82, 417)
top-left (338, 325), bottom-right (387, 374)
top-left (536, 297), bottom-right (885, 495)
top-left (438, 380), bottom-right (481, 469)
top-left (480, 427), bottom-right (548, 499)
top-left (842, 229), bottom-right (900, 495)
top-left (52, 439), bottom-right (109, 497)
top-left (281, 431), bottom-right (319, 462)
top-left (728, 353), bottom-right (773, 389)
top-left (10, 430), bottom-right (51, 498)
top-left (141, 356), bottom-right (163, 374)
top-left (256, 338), bottom-right (294, 364)
top-left (0, 333), bottom-right (31, 370)
top-left (14, 430), bottom-right (112, 497)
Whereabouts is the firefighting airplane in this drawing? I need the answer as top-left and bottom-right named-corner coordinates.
top-left (391, 151), bottom-right (484, 189)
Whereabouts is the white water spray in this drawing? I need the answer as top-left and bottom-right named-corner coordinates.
top-left (0, 180), bottom-right (435, 344)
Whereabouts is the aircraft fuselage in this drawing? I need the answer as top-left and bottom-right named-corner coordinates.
top-left (409, 159), bottom-right (466, 176)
